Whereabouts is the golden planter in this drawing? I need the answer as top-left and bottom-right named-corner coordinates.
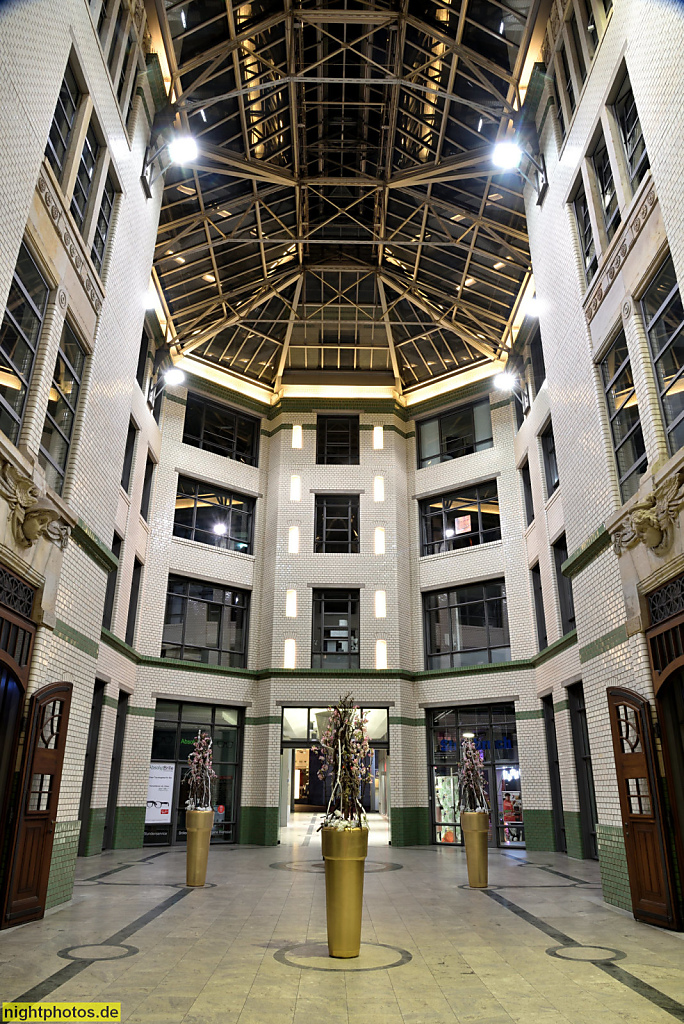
top-left (186, 808), bottom-right (214, 886)
top-left (321, 826), bottom-right (369, 958)
top-left (461, 811), bottom-right (489, 888)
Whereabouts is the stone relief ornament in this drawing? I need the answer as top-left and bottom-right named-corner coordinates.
top-left (0, 463), bottom-right (70, 550)
top-left (612, 473), bottom-right (684, 557)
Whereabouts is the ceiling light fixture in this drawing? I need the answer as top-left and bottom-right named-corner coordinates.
top-left (202, 273), bottom-right (216, 283)
top-left (492, 139), bottom-right (548, 203)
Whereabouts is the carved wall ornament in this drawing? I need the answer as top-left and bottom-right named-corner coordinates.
top-left (0, 463), bottom-right (70, 551)
top-left (36, 169), bottom-right (103, 315)
top-left (612, 472), bottom-right (684, 557)
top-left (585, 187), bottom-right (657, 325)
top-left (57, 287), bottom-right (68, 310)
top-left (622, 299), bottom-right (632, 320)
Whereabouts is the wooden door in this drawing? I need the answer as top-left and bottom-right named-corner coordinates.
top-left (2, 682), bottom-right (72, 928)
top-left (606, 687), bottom-right (679, 929)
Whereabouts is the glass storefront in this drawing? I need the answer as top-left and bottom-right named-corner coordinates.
top-left (144, 700), bottom-right (242, 845)
top-left (429, 703), bottom-right (524, 847)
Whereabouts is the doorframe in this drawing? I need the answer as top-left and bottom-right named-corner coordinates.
top-left (103, 691), bottom-right (129, 850)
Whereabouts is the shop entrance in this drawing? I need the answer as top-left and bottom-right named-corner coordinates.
top-left (657, 670), bottom-right (684, 921)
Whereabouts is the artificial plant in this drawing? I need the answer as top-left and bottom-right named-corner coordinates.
top-left (313, 693), bottom-right (372, 830)
top-left (185, 729), bottom-right (216, 810)
top-left (458, 738), bottom-right (489, 812)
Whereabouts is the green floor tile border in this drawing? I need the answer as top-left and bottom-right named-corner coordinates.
top-left (524, 808), bottom-right (556, 851)
top-left (45, 820), bottom-right (80, 910)
top-left (391, 806), bottom-right (431, 846)
top-left (81, 807), bottom-right (106, 857)
top-left (596, 823), bottom-right (632, 912)
top-left (239, 806), bottom-right (279, 846)
top-left (111, 806), bottom-right (146, 850)
top-left (564, 810), bottom-right (585, 859)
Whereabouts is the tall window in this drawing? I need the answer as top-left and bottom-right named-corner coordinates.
top-left (314, 494), bottom-right (359, 553)
top-left (593, 134), bottom-right (620, 241)
top-left (529, 325), bottom-right (546, 397)
top-left (573, 180), bottom-right (597, 284)
top-left (316, 415), bottom-right (359, 465)
top-left (541, 421), bottom-right (559, 495)
top-left (642, 257), bottom-right (684, 454)
top-left (125, 556), bottom-right (142, 646)
top-left (120, 419), bottom-right (137, 492)
top-left (420, 481), bottom-right (500, 555)
top-left (135, 326), bottom-right (150, 391)
top-left (531, 562), bottom-right (548, 651)
top-left (91, 173), bottom-right (116, 275)
top-left (183, 392), bottom-right (259, 466)
top-left (311, 589), bottom-right (359, 669)
top-left (553, 534), bottom-right (576, 635)
top-left (173, 476), bottom-right (254, 553)
top-left (107, 1), bottom-right (127, 76)
top-left (559, 45), bottom-right (575, 116)
top-left (418, 399), bottom-right (493, 468)
top-left (102, 532), bottom-right (122, 630)
top-left (520, 460), bottom-right (534, 526)
top-left (45, 62), bottom-right (81, 179)
top-left (139, 455), bottom-right (155, 521)
top-left (568, 13), bottom-right (587, 83)
top-left (70, 122), bottom-right (100, 232)
top-left (600, 330), bottom-right (646, 500)
top-left (161, 575), bottom-right (250, 667)
top-left (615, 74), bottom-right (649, 192)
top-left (423, 581), bottom-right (510, 668)
top-left (550, 68), bottom-right (565, 139)
top-left (39, 322), bottom-right (86, 495)
top-left (0, 243), bottom-right (49, 443)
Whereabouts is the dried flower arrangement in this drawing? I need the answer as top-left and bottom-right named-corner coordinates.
top-left (458, 738), bottom-right (489, 812)
top-left (313, 693), bottom-right (372, 831)
top-left (185, 730), bottom-right (216, 810)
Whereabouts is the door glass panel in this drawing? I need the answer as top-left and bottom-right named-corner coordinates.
top-left (496, 765), bottom-right (524, 846)
top-left (38, 700), bottom-right (63, 748)
top-left (309, 708), bottom-right (331, 742)
top-left (365, 708), bottom-right (388, 743)
top-left (282, 707), bottom-right (308, 741)
top-left (434, 767), bottom-right (460, 844)
top-left (617, 705), bottom-right (642, 752)
top-left (627, 776), bottom-right (652, 814)
top-left (28, 773), bottom-right (53, 811)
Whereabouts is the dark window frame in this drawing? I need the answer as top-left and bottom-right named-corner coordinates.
top-left (531, 561), bottom-right (548, 651)
top-left (90, 172), bottom-right (116, 275)
top-left (520, 460), bottom-right (534, 527)
top-left (541, 421), bottom-right (560, 496)
top-left (573, 179), bottom-right (598, 284)
top-left (417, 399), bottom-right (493, 469)
top-left (120, 419), bottom-right (137, 493)
top-left (316, 415), bottom-right (360, 465)
top-left (173, 475), bottom-right (255, 554)
top-left (423, 580), bottom-right (511, 669)
top-left (70, 120), bottom-right (100, 232)
top-left (600, 329), bottom-right (646, 500)
top-left (161, 574), bottom-right (250, 668)
top-left (614, 74), bottom-right (650, 192)
top-left (125, 556), bottom-right (142, 647)
top-left (420, 481), bottom-right (501, 556)
top-left (139, 454), bottom-right (155, 522)
top-left (553, 534), bottom-right (576, 635)
top-left (314, 494), bottom-right (360, 553)
top-left (311, 589), bottom-right (360, 670)
top-left (182, 392), bottom-right (259, 467)
top-left (45, 60), bottom-right (81, 180)
top-left (529, 325), bottom-right (546, 398)
top-left (38, 319), bottom-right (86, 495)
top-left (593, 134), bottom-right (621, 242)
top-left (642, 257), bottom-right (684, 455)
top-left (102, 532), bottom-right (122, 631)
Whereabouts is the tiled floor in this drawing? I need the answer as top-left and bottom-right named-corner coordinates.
top-left (1, 814), bottom-right (683, 1023)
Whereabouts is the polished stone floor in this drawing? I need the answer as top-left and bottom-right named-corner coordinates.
top-left (1, 814), bottom-right (683, 1023)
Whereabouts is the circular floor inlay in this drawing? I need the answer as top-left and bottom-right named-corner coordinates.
top-left (168, 881), bottom-right (218, 889)
top-left (274, 941), bottom-right (412, 972)
top-left (546, 945), bottom-right (626, 963)
top-left (270, 860), bottom-right (402, 873)
top-left (58, 944), bottom-right (138, 962)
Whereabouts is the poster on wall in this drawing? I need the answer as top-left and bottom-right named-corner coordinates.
top-left (145, 762), bottom-right (175, 823)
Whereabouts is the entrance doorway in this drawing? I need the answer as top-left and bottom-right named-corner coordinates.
top-left (657, 671), bottom-right (684, 907)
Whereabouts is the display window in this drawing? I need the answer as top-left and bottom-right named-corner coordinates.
top-left (429, 703), bottom-right (524, 847)
top-left (144, 700), bottom-right (242, 846)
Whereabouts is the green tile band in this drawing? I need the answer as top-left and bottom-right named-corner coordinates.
top-left (239, 806), bottom-right (279, 845)
top-left (579, 624), bottom-right (628, 664)
top-left (71, 519), bottom-right (118, 573)
top-left (562, 524), bottom-right (611, 579)
top-left (55, 619), bottom-right (99, 659)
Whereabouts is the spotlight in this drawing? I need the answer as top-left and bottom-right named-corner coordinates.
top-left (494, 372), bottom-right (516, 392)
top-left (163, 367), bottom-right (185, 386)
top-left (492, 141), bottom-right (522, 169)
top-left (168, 135), bottom-right (198, 164)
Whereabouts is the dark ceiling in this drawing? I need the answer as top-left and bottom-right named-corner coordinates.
top-left (153, 0), bottom-right (538, 395)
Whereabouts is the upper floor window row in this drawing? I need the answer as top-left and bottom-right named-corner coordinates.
top-left (600, 330), bottom-right (646, 502)
top-left (316, 415), bottom-right (359, 465)
top-left (161, 574), bottom-right (250, 668)
top-left (549, 0), bottom-right (613, 138)
top-left (93, 0), bottom-right (145, 125)
top-left (173, 475), bottom-right (255, 554)
top-left (423, 580), bottom-right (510, 669)
top-left (643, 256), bottom-right (684, 456)
top-left (183, 392), bottom-right (260, 467)
top-left (420, 481), bottom-right (500, 556)
top-left (418, 399), bottom-right (493, 469)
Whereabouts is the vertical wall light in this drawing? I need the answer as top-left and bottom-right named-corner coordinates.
top-left (375, 639), bottom-right (388, 670)
top-left (290, 475), bottom-right (301, 501)
top-left (373, 476), bottom-right (385, 502)
top-left (291, 424), bottom-right (302, 448)
top-left (374, 590), bottom-right (387, 618)
top-left (373, 425), bottom-right (384, 449)
top-left (374, 526), bottom-right (385, 555)
top-left (288, 526), bottom-right (299, 553)
top-left (285, 589), bottom-right (297, 617)
top-left (284, 638), bottom-right (296, 669)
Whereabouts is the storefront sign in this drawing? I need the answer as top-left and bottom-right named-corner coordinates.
top-left (145, 762), bottom-right (175, 823)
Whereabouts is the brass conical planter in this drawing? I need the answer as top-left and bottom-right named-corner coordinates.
top-left (186, 808), bottom-right (214, 886)
top-left (461, 811), bottom-right (489, 888)
top-left (321, 827), bottom-right (369, 958)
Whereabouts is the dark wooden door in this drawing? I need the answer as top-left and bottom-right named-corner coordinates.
top-left (1, 682), bottom-right (72, 928)
top-left (607, 687), bottom-right (679, 929)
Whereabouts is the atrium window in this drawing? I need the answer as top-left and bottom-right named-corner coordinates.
top-left (0, 243), bottom-right (49, 444)
top-left (173, 476), bottom-right (254, 553)
top-left (161, 575), bottom-right (250, 667)
top-left (38, 322), bottom-right (86, 495)
top-left (573, 180), bottom-right (598, 284)
top-left (91, 173), bottom-right (116, 275)
top-left (314, 494), bottom-right (359, 553)
top-left (420, 481), bottom-right (500, 556)
top-left (120, 419), bottom-right (137, 492)
top-left (139, 455), bottom-right (155, 521)
top-left (311, 589), bottom-right (359, 669)
top-left (553, 534), bottom-right (576, 635)
top-left (423, 581), bottom-right (510, 668)
top-left (593, 134), bottom-right (620, 242)
top-left (615, 74), bottom-right (650, 192)
top-left (70, 122), bottom-right (100, 232)
top-left (549, 68), bottom-right (565, 139)
top-left (101, 532), bottom-right (122, 631)
top-left (600, 330), bottom-right (646, 500)
top-left (559, 44), bottom-right (575, 116)
top-left (541, 421), bottom-right (560, 495)
top-left (125, 556), bottom-right (143, 647)
top-left (183, 392), bottom-right (259, 466)
top-left (568, 12), bottom-right (587, 83)
top-left (418, 399), bottom-right (493, 468)
top-left (529, 325), bottom-right (546, 397)
top-left (531, 562), bottom-right (548, 651)
top-left (520, 460), bottom-right (534, 526)
top-left (642, 257), bottom-right (684, 454)
top-left (45, 61), bottom-right (81, 180)
top-left (316, 415), bottom-right (359, 465)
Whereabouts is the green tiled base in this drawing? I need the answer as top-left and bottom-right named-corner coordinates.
top-left (81, 807), bottom-right (106, 856)
top-left (391, 806), bottom-right (431, 846)
top-left (564, 811), bottom-right (585, 859)
top-left (597, 823), bottom-right (632, 912)
top-left (45, 820), bottom-right (80, 910)
top-left (524, 808), bottom-right (555, 851)
top-left (111, 806), bottom-right (146, 850)
top-left (239, 806), bottom-right (279, 845)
